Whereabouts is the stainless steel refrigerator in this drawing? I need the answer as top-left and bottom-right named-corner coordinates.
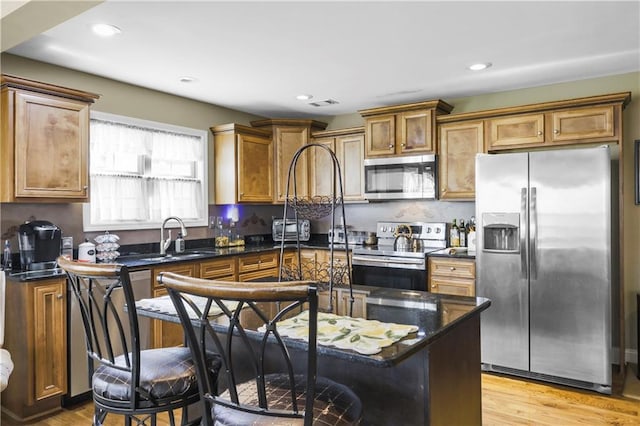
top-left (476, 146), bottom-right (614, 394)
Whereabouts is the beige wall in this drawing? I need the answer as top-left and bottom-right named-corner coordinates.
top-left (1, 53), bottom-right (638, 356)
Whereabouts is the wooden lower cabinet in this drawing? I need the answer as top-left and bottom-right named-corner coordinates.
top-left (150, 262), bottom-right (198, 348)
top-left (2, 277), bottom-right (67, 421)
top-left (238, 251), bottom-right (279, 281)
top-left (428, 257), bottom-right (476, 297)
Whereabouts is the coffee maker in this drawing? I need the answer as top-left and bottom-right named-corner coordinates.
top-left (18, 221), bottom-right (62, 271)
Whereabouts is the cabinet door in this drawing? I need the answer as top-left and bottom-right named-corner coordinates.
top-left (32, 280), bottom-right (67, 401)
top-left (275, 126), bottom-right (309, 202)
top-left (151, 263), bottom-right (197, 348)
top-left (399, 109), bottom-right (433, 154)
top-left (338, 291), bottom-right (367, 319)
top-left (309, 137), bottom-right (336, 198)
top-left (551, 105), bottom-right (614, 142)
top-left (238, 133), bottom-right (273, 202)
top-left (438, 121), bottom-right (484, 200)
top-left (487, 113), bottom-right (544, 150)
top-left (365, 114), bottom-right (396, 157)
top-left (336, 133), bottom-right (365, 201)
top-left (14, 91), bottom-right (89, 200)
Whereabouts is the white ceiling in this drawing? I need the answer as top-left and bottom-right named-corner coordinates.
top-left (5, 1), bottom-right (640, 118)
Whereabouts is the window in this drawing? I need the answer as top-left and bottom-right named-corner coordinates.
top-left (83, 111), bottom-right (208, 231)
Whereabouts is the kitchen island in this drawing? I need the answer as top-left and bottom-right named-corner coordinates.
top-left (136, 285), bottom-right (490, 425)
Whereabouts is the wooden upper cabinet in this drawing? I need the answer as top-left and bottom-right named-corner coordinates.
top-left (479, 94), bottom-right (628, 152)
top-left (364, 114), bottom-right (396, 157)
top-left (310, 127), bottom-right (365, 201)
top-left (360, 100), bottom-right (453, 159)
top-left (211, 124), bottom-right (273, 204)
top-left (250, 119), bottom-right (327, 203)
top-left (438, 121), bottom-right (484, 200)
top-left (487, 113), bottom-right (545, 150)
top-left (309, 136), bottom-right (335, 198)
top-left (399, 109), bottom-right (433, 154)
top-left (1, 74), bottom-right (99, 202)
top-left (550, 105), bottom-right (614, 142)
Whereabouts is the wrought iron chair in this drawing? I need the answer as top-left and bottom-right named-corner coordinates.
top-left (158, 272), bottom-right (364, 426)
top-left (58, 257), bottom-right (219, 426)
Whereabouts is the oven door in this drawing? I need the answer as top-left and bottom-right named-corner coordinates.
top-left (352, 259), bottom-right (427, 291)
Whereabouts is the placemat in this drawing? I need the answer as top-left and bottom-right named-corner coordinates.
top-left (136, 295), bottom-right (240, 319)
top-left (264, 310), bottom-right (418, 355)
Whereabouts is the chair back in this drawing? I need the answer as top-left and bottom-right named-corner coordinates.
top-left (58, 256), bottom-right (143, 407)
top-left (158, 272), bottom-right (318, 425)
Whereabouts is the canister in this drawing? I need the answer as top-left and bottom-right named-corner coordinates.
top-left (78, 239), bottom-right (96, 263)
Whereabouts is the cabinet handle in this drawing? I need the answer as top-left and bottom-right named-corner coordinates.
top-left (431, 284), bottom-right (437, 289)
top-left (537, 131), bottom-right (543, 136)
top-left (450, 267), bottom-right (456, 271)
top-left (401, 143), bottom-right (406, 147)
top-left (388, 144), bottom-right (394, 149)
top-left (57, 294), bottom-right (64, 299)
top-left (554, 129), bottom-right (559, 134)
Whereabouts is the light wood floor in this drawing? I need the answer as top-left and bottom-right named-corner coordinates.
top-left (2, 373), bottom-right (639, 425)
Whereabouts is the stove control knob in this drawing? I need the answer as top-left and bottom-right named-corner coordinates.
top-left (435, 228), bottom-right (441, 233)
top-left (426, 227), bottom-right (432, 233)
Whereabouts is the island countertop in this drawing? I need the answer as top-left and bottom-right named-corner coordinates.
top-left (135, 285), bottom-right (490, 368)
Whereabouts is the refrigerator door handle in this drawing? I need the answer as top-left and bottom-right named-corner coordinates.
top-left (520, 187), bottom-right (528, 279)
top-left (530, 186), bottom-right (538, 280)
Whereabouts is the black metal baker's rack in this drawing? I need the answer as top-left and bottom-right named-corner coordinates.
top-left (277, 143), bottom-right (354, 315)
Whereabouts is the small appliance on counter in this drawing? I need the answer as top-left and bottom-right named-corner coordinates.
top-left (329, 226), bottom-right (376, 246)
top-left (18, 220), bottom-right (62, 271)
top-left (272, 218), bottom-right (310, 242)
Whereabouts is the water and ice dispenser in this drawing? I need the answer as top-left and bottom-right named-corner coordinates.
top-left (482, 213), bottom-right (520, 253)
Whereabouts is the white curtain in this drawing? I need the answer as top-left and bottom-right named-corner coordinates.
top-left (89, 119), bottom-right (204, 226)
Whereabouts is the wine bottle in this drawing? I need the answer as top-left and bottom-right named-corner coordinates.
top-left (459, 219), bottom-right (466, 247)
top-left (450, 219), bottom-right (460, 247)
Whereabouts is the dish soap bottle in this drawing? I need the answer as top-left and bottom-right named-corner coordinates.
top-left (175, 233), bottom-right (185, 253)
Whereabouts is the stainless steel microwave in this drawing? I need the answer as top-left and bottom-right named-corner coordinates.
top-left (363, 154), bottom-right (437, 200)
top-left (272, 218), bottom-right (311, 242)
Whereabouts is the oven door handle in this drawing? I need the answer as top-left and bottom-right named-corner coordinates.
top-left (352, 255), bottom-right (425, 266)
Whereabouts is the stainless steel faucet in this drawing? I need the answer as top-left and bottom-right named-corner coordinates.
top-left (160, 216), bottom-right (188, 255)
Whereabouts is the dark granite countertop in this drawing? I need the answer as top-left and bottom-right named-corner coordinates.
top-left (135, 285), bottom-right (490, 368)
top-left (428, 248), bottom-right (476, 259)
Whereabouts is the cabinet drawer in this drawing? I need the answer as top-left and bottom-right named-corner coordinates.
top-left (238, 252), bottom-right (278, 273)
top-left (200, 257), bottom-right (237, 280)
top-left (430, 277), bottom-right (475, 297)
top-left (429, 258), bottom-right (475, 279)
top-left (152, 262), bottom-right (197, 288)
top-left (239, 268), bottom-right (279, 282)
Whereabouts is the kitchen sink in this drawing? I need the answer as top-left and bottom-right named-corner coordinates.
top-left (125, 249), bottom-right (219, 263)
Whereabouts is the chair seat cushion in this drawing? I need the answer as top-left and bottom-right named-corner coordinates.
top-left (93, 347), bottom-right (220, 402)
top-left (213, 374), bottom-right (363, 426)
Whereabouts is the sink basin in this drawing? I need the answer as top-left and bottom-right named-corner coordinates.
top-left (139, 250), bottom-right (217, 262)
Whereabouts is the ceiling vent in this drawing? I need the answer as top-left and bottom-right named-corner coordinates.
top-left (308, 99), bottom-right (339, 107)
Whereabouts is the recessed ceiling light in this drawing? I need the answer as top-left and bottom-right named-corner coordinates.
top-left (468, 62), bottom-right (492, 71)
top-left (179, 76), bottom-right (197, 83)
top-left (296, 94), bottom-right (313, 101)
top-left (92, 23), bottom-right (121, 37)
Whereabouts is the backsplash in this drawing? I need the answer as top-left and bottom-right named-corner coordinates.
top-left (0, 200), bottom-right (474, 250)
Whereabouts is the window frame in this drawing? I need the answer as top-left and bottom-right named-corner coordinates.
top-left (83, 111), bottom-right (209, 232)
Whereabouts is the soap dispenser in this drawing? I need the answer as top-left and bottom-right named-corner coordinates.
top-left (175, 233), bottom-right (185, 253)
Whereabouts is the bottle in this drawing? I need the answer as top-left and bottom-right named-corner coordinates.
top-left (3, 240), bottom-right (12, 271)
top-left (467, 216), bottom-right (477, 253)
top-left (450, 219), bottom-right (460, 247)
top-left (175, 233), bottom-right (185, 253)
top-left (459, 219), bottom-right (466, 247)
